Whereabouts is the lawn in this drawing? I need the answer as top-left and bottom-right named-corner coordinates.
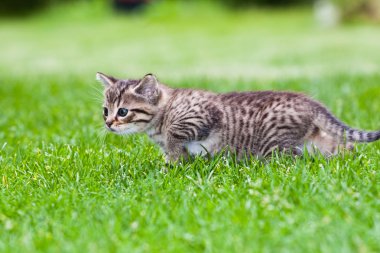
top-left (0, 1), bottom-right (380, 252)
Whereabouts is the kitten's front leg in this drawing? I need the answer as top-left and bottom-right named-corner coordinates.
top-left (164, 137), bottom-right (189, 164)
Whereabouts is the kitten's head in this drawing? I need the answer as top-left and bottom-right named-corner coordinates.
top-left (97, 72), bottom-right (161, 134)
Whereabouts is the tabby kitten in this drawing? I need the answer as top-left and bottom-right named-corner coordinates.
top-left (97, 72), bottom-right (380, 162)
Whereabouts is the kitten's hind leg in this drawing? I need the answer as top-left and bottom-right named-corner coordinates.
top-left (307, 129), bottom-right (354, 156)
top-left (165, 137), bottom-right (189, 164)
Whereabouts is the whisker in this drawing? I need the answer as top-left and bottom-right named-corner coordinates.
top-left (95, 124), bottom-right (108, 146)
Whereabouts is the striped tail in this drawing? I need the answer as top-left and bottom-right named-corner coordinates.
top-left (313, 106), bottom-right (380, 143)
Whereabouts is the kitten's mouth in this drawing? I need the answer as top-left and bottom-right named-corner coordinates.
top-left (106, 124), bottom-right (140, 135)
top-left (106, 126), bottom-right (117, 132)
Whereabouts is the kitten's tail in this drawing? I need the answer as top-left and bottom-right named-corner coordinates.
top-left (313, 105), bottom-right (380, 143)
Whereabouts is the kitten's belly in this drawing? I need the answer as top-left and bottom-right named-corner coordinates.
top-left (185, 141), bottom-right (208, 155)
top-left (185, 134), bottom-right (219, 156)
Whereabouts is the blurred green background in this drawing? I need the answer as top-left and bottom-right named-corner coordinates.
top-left (0, 0), bottom-right (379, 82)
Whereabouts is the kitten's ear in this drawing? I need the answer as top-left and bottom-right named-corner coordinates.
top-left (96, 72), bottom-right (118, 87)
top-left (133, 74), bottom-right (160, 103)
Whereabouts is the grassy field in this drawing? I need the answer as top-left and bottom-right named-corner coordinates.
top-left (1, 1), bottom-right (380, 252)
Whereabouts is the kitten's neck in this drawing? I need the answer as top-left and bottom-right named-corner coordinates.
top-left (145, 84), bottom-right (174, 135)
top-left (158, 83), bottom-right (175, 108)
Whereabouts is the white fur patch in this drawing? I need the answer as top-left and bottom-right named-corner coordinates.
top-left (185, 141), bottom-right (208, 156)
top-left (185, 134), bottom-right (220, 156)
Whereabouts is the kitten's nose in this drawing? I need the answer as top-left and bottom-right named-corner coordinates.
top-left (106, 121), bottom-right (113, 128)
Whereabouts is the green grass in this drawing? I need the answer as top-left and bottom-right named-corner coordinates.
top-left (1, 2), bottom-right (380, 252)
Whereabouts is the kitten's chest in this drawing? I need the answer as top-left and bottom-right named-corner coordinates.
top-left (148, 130), bottom-right (165, 148)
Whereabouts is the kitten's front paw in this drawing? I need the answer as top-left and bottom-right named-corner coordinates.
top-left (161, 155), bottom-right (176, 173)
top-left (160, 166), bottom-right (169, 174)
top-left (160, 162), bottom-right (177, 174)
top-left (164, 154), bottom-right (181, 165)
top-left (164, 154), bottom-right (171, 165)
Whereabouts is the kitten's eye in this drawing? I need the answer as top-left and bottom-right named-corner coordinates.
top-left (117, 108), bottom-right (128, 117)
top-left (103, 107), bottom-right (108, 117)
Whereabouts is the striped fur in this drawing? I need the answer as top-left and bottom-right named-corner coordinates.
top-left (97, 72), bottom-right (380, 162)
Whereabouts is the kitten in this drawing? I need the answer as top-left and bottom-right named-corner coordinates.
top-left (97, 72), bottom-right (380, 162)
